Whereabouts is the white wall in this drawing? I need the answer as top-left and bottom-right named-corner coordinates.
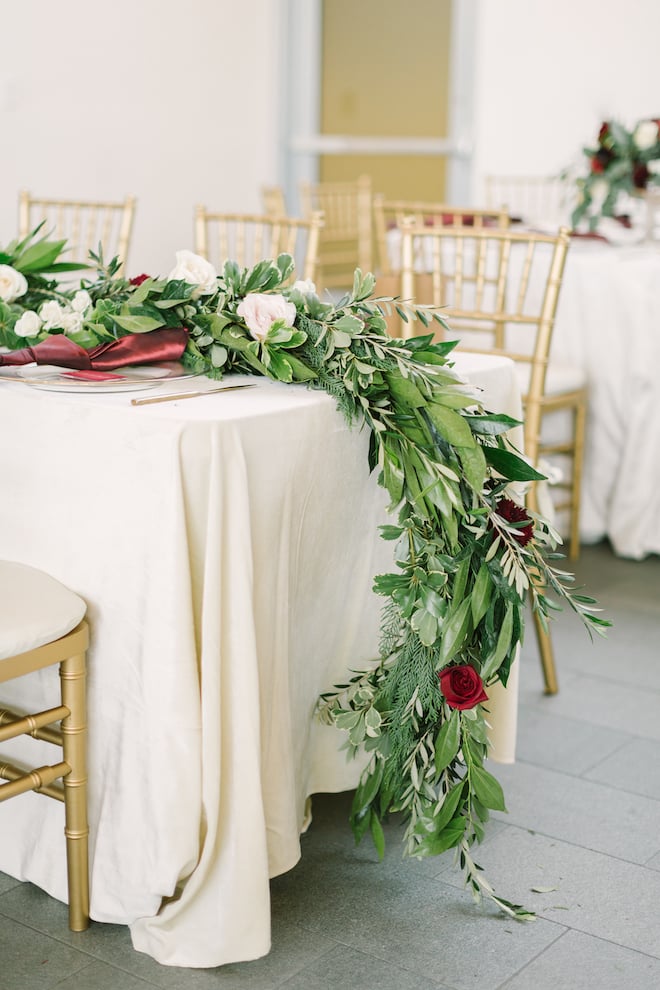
top-left (4, 1), bottom-right (660, 274)
top-left (471, 0), bottom-right (660, 194)
top-left (0, 1), bottom-right (283, 275)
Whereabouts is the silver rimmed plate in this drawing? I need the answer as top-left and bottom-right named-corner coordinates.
top-left (17, 362), bottom-right (201, 393)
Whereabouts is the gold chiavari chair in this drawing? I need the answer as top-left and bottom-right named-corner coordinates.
top-left (484, 174), bottom-right (573, 228)
top-left (194, 208), bottom-right (324, 284)
top-left (18, 191), bottom-right (136, 274)
top-left (261, 186), bottom-right (288, 217)
top-left (398, 221), bottom-right (587, 693)
top-left (299, 174), bottom-right (373, 291)
top-left (373, 194), bottom-right (511, 279)
top-left (0, 561), bottom-right (89, 931)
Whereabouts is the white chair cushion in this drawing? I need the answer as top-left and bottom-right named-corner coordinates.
top-left (0, 561), bottom-right (86, 660)
top-left (514, 360), bottom-right (587, 397)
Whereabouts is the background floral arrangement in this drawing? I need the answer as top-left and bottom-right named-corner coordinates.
top-left (571, 117), bottom-right (660, 229)
top-left (0, 231), bottom-right (609, 920)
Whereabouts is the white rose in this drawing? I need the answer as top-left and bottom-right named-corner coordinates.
top-left (0, 264), bottom-right (28, 303)
top-left (634, 120), bottom-right (659, 151)
top-left (71, 289), bottom-right (92, 313)
top-left (647, 159), bottom-right (660, 176)
top-left (168, 250), bottom-right (217, 296)
top-left (39, 300), bottom-right (66, 330)
top-left (292, 278), bottom-right (317, 295)
top-left (14, 310), bottom-right (43, 338)
top-left (236, 292), bottom-right (297, 341)
top-left (59, 310), bottom-right (84, 336)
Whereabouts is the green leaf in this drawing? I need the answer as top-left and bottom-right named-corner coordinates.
top-left (14, 238), bottom-right (68, 272)
top-left (481, 602), bottom-right (514, 681)
top-left (426, 403), bottom-right (475, 448)
top-left (414, 609), bottom-right (438, 647)
top-left (464, 413), bottom-right (522, 436)
top-left (438, 597), bottom-right (472, 665)
top-left (470, 765), bottom-right (507, 812)
top-left (385, 372), bottom-right (426, 409)
top-left (470, 564), bottom-right (492, 627)
top-left (352, 760), bottom-right (384, 819)
top-left (370, 811), bottom-right (386, 860)
top-left (458, 443), bottom-right (487, 493)
top-left (434, 710), bottom-right (461, 773)
top-left (112, 314), bottom-right (164, 334)
top-left (484, 447), bottom-right (546, 481)
top-left (416, 816), bottom-right (465, 856)
top-left (434, 781), bottom-right (466, 832)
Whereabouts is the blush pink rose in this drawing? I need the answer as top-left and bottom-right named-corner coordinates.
top-left (237, 292), bottom-right (297, 341)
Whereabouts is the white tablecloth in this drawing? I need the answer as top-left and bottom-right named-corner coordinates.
top-left (551, 238), bottom-right (660, 559)
top-left (0, 351), bottom-right (522, 967)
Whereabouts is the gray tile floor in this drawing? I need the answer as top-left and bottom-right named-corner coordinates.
top-left (1, 542), bottom-right (659, 989)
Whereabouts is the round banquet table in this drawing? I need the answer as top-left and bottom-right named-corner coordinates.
top-left (0, 351), bottom-right (522, 967)
top-left (551, 236), bottom-right (660, 559)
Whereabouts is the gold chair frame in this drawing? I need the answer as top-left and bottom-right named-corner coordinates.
top-left (18, 190), bottom-right (136, 274)
top-left (261, 186), bottom-right (288, 217)
top-left (299, 174), bottom-right (373, 290)
top-left (373, 194), bottom-right (511, 277)
top-left (0, 620), bottom-right (89, 931)
top-left (194, 208), bottom-right (324, 284)
top-left (399, 221), bottom-right (587, 694)
top-left (484, 174), bottom-right (572, 227)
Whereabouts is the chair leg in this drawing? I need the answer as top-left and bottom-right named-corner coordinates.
top-left (531, 607), bottom-right (559, 695)
top-left (568, 397), bottom-right (587, 561)
top-left (59, 650), bottom-right (90, 932)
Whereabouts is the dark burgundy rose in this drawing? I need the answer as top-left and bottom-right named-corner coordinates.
top-left (129, 273), bottom-right (150, 286)
top-left (439, 665), bottom-right (488, 710)
top-left (591, 147), bottom-right (614, 173)
top-left (496, 498), bottom-right (534, 546)
top-left (633, 162), bottom-right (650, 189)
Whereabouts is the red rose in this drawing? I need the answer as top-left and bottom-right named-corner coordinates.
top-left (633, 162), bottom-right (650, 189)
top-left (598, 121), bottom-right (610, 143)
top-left (590, 156), bottom-right (604, 174)
top-left (129, 273), bottom-right (150, 286)
top-left (439, 665), bottom-right (488, 710)
top-left (495, 497), bottom-right (534, 546)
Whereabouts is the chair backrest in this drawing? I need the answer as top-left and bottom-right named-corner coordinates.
top-left (299, 174), bottom-right (373, 289)
top-left (484, 174), bottom-right (573, 228)
top-left (373, 194), bottom-right (511, 276)
top-left (18, 191), bottom-right (136, 273)
top-left (399, 221), bottom-right (571, 466)
top-left (194, 208), bottom-right (324, 284)
top-left (261, 186), bottom-right (288, 216)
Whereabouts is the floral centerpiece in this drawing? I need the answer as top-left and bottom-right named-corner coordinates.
top-left (0, 233), bottom-right (609, 921)
top-left (571, 117), bottom-right (660, 229)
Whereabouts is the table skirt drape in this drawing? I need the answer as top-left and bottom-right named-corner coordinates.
top-left (0, 354), bottom-right (522, 967)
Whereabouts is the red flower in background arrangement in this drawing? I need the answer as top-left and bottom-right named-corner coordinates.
top-left (496, 498), bottom-right (534, 546)
top-left (598, 121), bottom-right (610, 143)
top-left (633, 162), bottom-right (650, 189)
top-left (439, 665), bottom-right (488, 710)
top-left (129, 273), bottom-right (150, 286)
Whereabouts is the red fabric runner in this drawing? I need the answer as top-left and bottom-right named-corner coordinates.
top-left (0, 327), bottom-right (189, 370)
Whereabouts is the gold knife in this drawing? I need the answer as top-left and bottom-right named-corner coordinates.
top-left (131, 382), bottom-right (257, 406)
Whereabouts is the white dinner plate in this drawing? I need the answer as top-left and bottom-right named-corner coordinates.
top-left (17, 362), bottom-right (201, 393)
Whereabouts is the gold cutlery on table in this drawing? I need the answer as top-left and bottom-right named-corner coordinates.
top-left (131, 383), bottom-right (257, 406)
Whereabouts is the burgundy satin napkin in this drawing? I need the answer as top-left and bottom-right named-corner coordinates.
top-left (0, 327), bottom-right (189, 370)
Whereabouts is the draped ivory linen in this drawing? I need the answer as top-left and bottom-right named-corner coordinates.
top-left (0, 352), bottom-right (522, 967)
top-left (550, 238), bottom-right (660, 559)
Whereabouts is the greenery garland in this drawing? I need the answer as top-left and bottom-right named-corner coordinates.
top-left (0, 231), bottom-right (609, 920)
